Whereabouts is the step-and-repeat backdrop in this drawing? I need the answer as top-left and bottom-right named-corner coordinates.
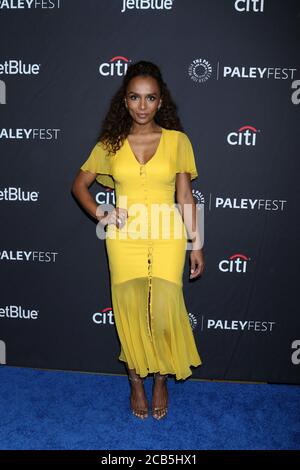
top-left (1, 0), bottom-right (299, 384)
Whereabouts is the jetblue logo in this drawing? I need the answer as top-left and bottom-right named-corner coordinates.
top-left (0, 60), bottom-right (41, 75)
top-left (121, 0), bottom-right (174, 13)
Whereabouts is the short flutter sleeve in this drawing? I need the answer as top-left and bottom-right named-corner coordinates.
top-left (80, 141), bottom-right (114, 189)
top-left (176, 131), bottom-right (198, 180)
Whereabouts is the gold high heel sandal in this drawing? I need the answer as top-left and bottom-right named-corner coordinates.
top-left (152, 372), bottom-right (168, 420)
top-left (128, 376), bottom-right (149, 419)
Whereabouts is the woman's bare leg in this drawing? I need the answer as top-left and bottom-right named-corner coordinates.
top-left (126, 365), bottom-right (149, 419)
top-left (152, 372), bottom-right (168, 420)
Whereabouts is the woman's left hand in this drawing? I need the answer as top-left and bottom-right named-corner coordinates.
top-left (189, 249), bottom-right (205, 279)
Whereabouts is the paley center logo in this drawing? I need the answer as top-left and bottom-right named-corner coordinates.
top-left (188, 59), bottom-right (297, 82)
top-left (0, 0), bottom-right (61, 8)
top-left (93, 307), bottom-right (114, 325)
top-left (192, 189), bottom-right (205, 206)
top-left (99, 56), bottom-right (131, 77)
top-left (227, 125), bottom-right (259, 146)
top-left (188, 312), bottom-right (198, 330)
top-left (121, 0), bottom-right (174, 13)
top-left (188, 59), bottom-right (213, 83)
top-left (219, 253), bottom-right (250, 273)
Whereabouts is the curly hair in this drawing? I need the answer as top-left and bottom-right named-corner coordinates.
top-left (97, 60), bottom-right (184, 156)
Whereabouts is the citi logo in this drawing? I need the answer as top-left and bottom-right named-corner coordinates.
top-left (0, 187), bottom-right (39, 202)
top-left (188, 312), bottom-right (198, 330)
top-left (0, 60), bottom-right (41, 75)
top-left (93, 307), bottom-right (114, 325)
top-left (0, 305), bottom-right (39, 320)
top-left (227, 125), bottom-right (259, 146)
top-left (234, 0), bottom-right (265, 13)
top-left (121, 0), bottom-right (174, 12)
top-left (96, 188), bottom-right (116, 206)
top-left (219, 253), bottom-right (250, 273)
top-left (99, 56), bottom-right (130, 77)
top-left (188, 59), bottom-right (213, 83)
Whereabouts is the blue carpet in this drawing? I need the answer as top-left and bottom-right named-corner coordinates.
top-left (0, 366), bottom-right (299, 450)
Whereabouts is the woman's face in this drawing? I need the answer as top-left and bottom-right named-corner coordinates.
top-left (125, 76), bottom-right (161, 126)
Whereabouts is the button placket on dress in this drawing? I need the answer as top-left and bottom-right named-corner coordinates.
top-left (140, 163), bottom-right (154, 342)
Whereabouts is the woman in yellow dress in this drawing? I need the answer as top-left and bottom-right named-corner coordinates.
top-left (72, 60), bottom-right (205, 421)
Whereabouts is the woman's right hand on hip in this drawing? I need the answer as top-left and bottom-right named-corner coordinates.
top-left (98, 207), bottom-right (128, 229)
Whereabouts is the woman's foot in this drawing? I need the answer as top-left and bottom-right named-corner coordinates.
top-left (152, 372), bottom-right (168, 420)
top-left (128, 374), bottom-right (149, 419)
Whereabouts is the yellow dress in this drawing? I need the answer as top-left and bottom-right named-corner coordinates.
top-left (80, 127), bottom-right (202, 380)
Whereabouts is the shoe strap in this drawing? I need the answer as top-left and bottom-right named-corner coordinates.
top-left (129, 376), bottom-right (144, 383)
top-left (154, 372), bottom-right (168, 381)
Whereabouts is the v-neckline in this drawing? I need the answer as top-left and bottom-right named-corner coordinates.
top-left (126, 127), bottom-right (164, 166)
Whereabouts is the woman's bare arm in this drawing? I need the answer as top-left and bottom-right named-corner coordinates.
top-left (71, 170), bottom-right (127, 227)
top-left (176, 173), bottom-right (205, 279)
top-left (175, 173), bottom-right (201, 249)
top-left (71, 170), bottom-right (105, 221)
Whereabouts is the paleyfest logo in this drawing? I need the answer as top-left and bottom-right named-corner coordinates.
top-left (188, 59), bottom-right (298, 83)
top-left (0, 0), bottom-right (61, 8)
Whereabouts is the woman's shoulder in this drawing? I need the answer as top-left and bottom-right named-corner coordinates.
top-left (164, 128), bottom-right (191, 143)
top-left (164, 128), bottom-right (189, 136)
